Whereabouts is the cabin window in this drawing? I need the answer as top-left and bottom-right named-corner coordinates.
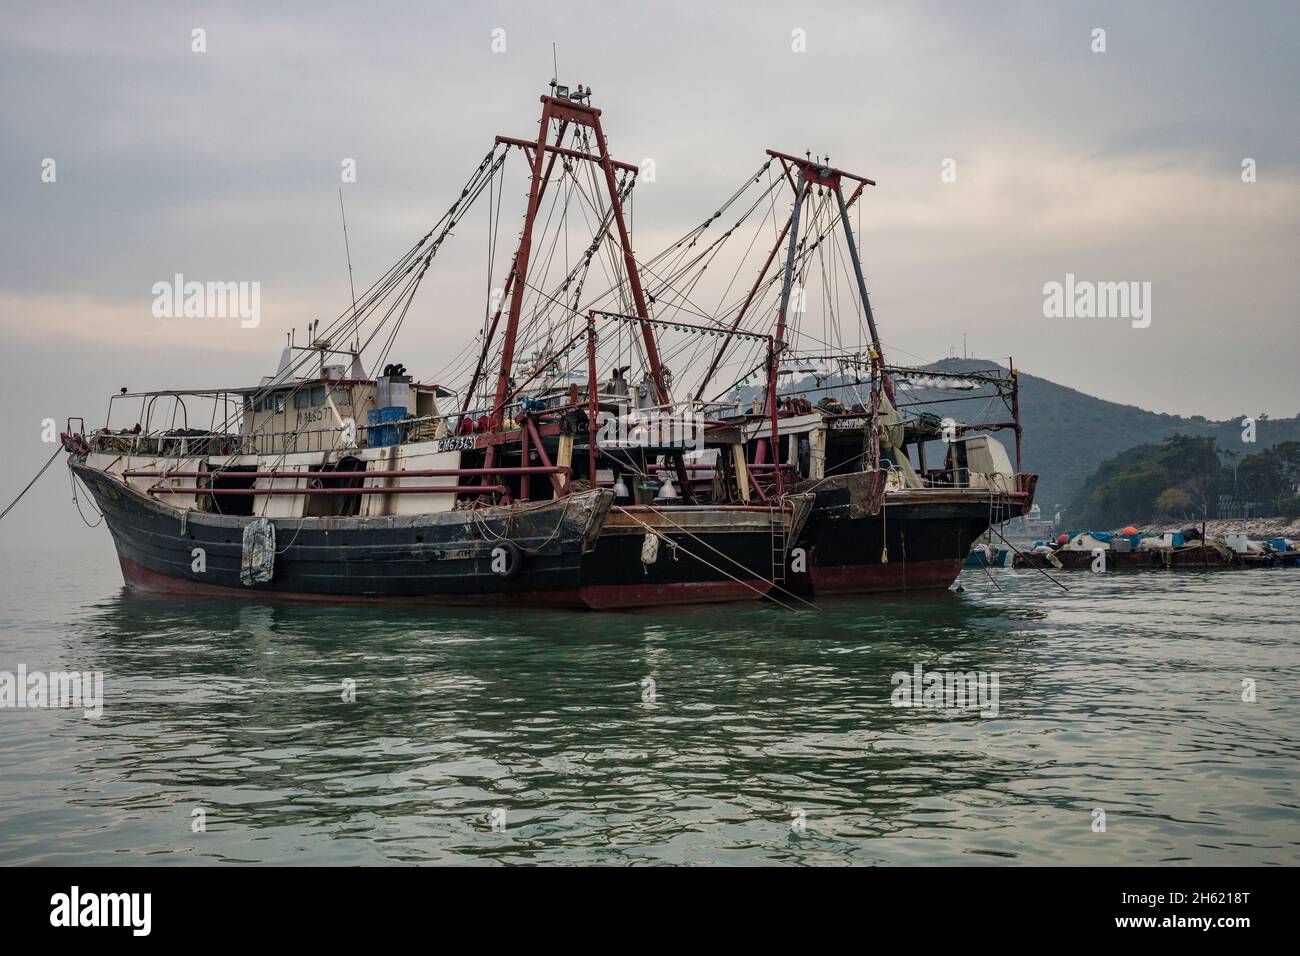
top-left (242, 395), bottom-right (253, 411)
top-left (274, 393), bottom-right (285, 414)
top-left (334, 387), bottom-right (352, 406)
top-left (311, 385), bottom-right (326, 406)
top-left (294, 390), bottom-right (310, 409)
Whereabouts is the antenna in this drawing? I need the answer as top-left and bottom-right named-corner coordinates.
top-left (338, 187), bottom-right (359, 352)
top-left (552, 42), bottom-right (558, 85)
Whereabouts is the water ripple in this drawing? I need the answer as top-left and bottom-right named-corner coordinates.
top-left (0, 548), bottom-right (1296, 864)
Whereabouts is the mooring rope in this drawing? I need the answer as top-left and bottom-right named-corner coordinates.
top-left (470, 493), bottom-right (573, 556)
top-left (988, 523), bottom-right (1069, 592)
top-left (68, 469), bottom-right (105, 529)
top-left (0, 446), bottom-right (62, 523)
top-left (624, 500), bottom-right (820, 611)
top-left (612, 504), bottom-right (803, 612)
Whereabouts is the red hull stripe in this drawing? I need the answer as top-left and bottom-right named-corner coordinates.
top-left (810, 558), bottom-right (963, 594)
top-left (117, 556), bottom-right (769, 610)
top-left (117, 556), bottom-right (588, 607)
top-left (577, 581), bottom-right (770, 610)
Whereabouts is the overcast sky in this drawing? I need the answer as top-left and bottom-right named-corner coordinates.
top-left (1, 0), bottom-right (1297, 545)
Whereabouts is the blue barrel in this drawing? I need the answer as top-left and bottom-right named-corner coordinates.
top-left (367, 406), bottom-right (406, 447)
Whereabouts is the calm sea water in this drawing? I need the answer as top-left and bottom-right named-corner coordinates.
top-left (0, 544), bottom-right (1296, 866)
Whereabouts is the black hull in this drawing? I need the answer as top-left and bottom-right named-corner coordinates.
top-left (790, 480), bottom-right (1031, 596)
top-left (73, 463), bottom-right (812, 609)
top-left (73, 462), bottom-right (609, 607)
top-left (578, 504), bottom-right (812, 608)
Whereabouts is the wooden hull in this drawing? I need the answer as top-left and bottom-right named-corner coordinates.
top-left (789, 478), bottom-right (1036, 596)
top-left (75, 462), bottom-right (608, 607)
top-left (74, 462), bottom-right (812, 610)
top-left (580, 501), bottom-right (813, 608)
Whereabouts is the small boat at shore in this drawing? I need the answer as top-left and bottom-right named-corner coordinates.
top-left (1012, 528), bottom-right (1300, 571)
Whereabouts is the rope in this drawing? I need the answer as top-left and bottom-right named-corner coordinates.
top-left (880, 489), bottom-right (889, 564)
top-left (612, 504), bottom-right (802, 612)
top-left (623, 501), bottom-right (820, 611)
top-left (977, 554), bottom-right (1003, 590)
top-left (0, 446), bottom-right (62, 522)
top-left (987, 524), bottom-right (1069, 592)
top-left (69, 468), bottom-right (105, 528)
top-left (470, 494), bottom-right (573, 556)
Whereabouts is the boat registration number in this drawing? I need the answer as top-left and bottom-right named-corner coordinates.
top-left (435, 436), bottom-right (475, 453)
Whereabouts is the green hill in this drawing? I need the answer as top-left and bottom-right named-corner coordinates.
top-left (1070, 435), bottom-right (1300, 528)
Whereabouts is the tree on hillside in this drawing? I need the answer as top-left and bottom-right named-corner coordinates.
top-left (1154, 486), bottom-right (1193, 518)
top-left (1075, 434), bottom-right (1222, 528)
top-left (1235, 440), bottom-right (1300, 510)
top-left (1073, 435), bottom-right (1299, 528)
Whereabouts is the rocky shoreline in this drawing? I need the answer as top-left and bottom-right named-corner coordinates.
top-left (1150, 517), bottom-right (1300, 540)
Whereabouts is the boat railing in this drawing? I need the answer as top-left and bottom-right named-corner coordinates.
top-left (87, 430), bottom-right (239, 457)
top-left (918, 467), bottom-right (970, 489)
top-left (913, 467), bottom-right (1035, 500)
top-left (626, 399), bottom-right (743, 418)
top-left (86, 412), bottom-right (457, 459)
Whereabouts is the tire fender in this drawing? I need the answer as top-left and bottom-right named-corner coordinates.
top-left (490, 540), bottom-right (524, 579)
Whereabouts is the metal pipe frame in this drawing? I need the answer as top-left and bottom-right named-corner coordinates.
top-left (148, 485), bottom-right (509, 497)
top-left (125, 466), bottom-right (569, 479)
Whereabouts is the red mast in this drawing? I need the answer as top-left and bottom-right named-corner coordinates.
top-left (486, 87), bottom-right (671, 429)
top-left (762, 150), bottom-right (890, 399)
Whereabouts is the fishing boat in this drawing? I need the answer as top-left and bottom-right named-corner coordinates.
top-left (62, 83), bottom-right (812, 609)
top-left (65, 378), bottom-right (613, 606)
top-left (731, 359), bottom-right (1035, 595)
top-left (639, 149), bottom-right (1037, 595)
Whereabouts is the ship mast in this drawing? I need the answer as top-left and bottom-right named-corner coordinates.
top-left (760, 149), bottom-right (890, 401)
top-left (742, 151), bottom-right (889, 477)
top-left (485, 85), bottom-right (671, 429)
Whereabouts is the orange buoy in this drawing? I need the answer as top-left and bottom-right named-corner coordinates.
top-left (1122, 525), bottom-right (1138, 535)
top-left (1057, 533), bottom-right (1069, 545)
